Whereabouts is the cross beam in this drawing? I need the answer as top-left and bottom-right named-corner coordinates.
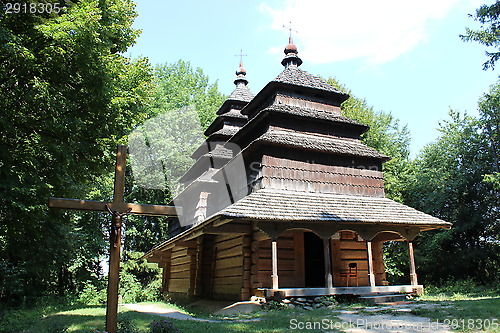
top-left (48, 145), bottom-right (179, 333)
top-left (48, 198), bottom-right (180, 216)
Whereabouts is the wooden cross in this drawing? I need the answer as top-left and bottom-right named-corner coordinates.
top-left (48, 145), bottom-right (180, 333)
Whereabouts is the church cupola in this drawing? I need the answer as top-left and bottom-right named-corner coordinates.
top-left (234, 61), bottom-right (249, 87)
top-left (281, 36), bottom-right (303, 68)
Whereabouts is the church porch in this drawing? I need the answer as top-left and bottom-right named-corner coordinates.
top-left (260, 285), bottom-right (423, 299)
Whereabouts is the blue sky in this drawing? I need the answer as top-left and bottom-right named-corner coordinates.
top-left (126, 0), bottom-right (498, 157)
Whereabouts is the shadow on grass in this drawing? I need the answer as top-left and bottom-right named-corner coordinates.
top-left (412, 294), bottom-right (500, 322)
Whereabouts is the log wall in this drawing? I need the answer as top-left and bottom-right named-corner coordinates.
top-left (211, 234), bottom-right (244, 299)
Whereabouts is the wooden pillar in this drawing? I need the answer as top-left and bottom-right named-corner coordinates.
top-left (323, 238), bottom-right (333, 288)
top-left (366, 241), bottom-right (376, 287)
top-left (188, 247), bottom-right (197, 296)
top-left (194, 237), bottom-right (204, 296)
top-left (105, 145), bottom-right (126, 333)
top-left (408, 241), bottom-right (418, 286)
top-left (271, 239), bottom-right (279, 289)
top-left (160, 251), bottom-right (172, 293)
top-left (241, 234), bottom-right (252, 300)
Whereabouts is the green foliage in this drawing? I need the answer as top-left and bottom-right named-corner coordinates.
top-left (151, 60), bottom-right (226, 130)
top-left (404, 109), bottom-right (500, 284)
top-left (383, 242), bottom-right (408, 285)
top-left (0, 0), bottom-right (153, 302)
top-left (78, 282), bottom-right (107, 305)
top-left (117, 312), bottom-right (139, 333)
top-left (461, 0), bottom-right (500, 70)
top-left (148, 319), bottom-right (183, 333)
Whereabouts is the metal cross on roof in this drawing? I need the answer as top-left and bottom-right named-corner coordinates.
top-left (283, 21), bottom-right (298, 38)
top-left (235, 48), bottom-right (248, 63)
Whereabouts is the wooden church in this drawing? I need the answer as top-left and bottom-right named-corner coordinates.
top-left (144, 38), bottom-right (451, 301)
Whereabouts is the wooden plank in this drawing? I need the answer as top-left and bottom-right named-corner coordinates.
top-left (170, 270), bottom-right (191, 279)
top-left (216, 246), bottom-right (243, 260)
top-left (339, 251), bottom-right (368, 260)
top-left (257, 248), bottom-right (295, 259)
top-left (366, 241), bottom-right (375, 287)
top-left (259, 258), bottom-right (295, 271)
top-left (215, 266), bottom-right (243, 277)
top-left (214, 236), bottom-right (242, 250)
top-left (408, 241), bottom-right (418, 286)
top-left (48, 198), bottom-right (179, 216)
top-left (215, 256), bottom-right (243, 270)
top-left (340, 241), bottom-right (367, 250)
top-left (113, 145), bottom-right (126, 203)
top-left (204, 223), bottom-right (252, 235)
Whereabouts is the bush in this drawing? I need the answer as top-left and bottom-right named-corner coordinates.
top-left (148, 319), bottom-right (183, 333)
top-left (78, 283), bottom-right (107, 305)
top-left (117, 312), bottom-right (138, 333)
top-left (424, 278), bottom-right (481, 295)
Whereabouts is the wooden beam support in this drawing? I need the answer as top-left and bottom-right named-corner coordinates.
top-left (204, 223), bottom-right (252, 235)
top-left (271, 239), bottom-right (279, 290)
top-left (408, 241), bottom-right (418, 286)
top-left (366, 241), bottom-right (376, 287)
top-left (323, 238), bottom-right (333, 288)
top-left (48, 198), bottom-right (180, 216)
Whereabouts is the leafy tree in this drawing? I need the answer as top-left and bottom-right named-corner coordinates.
top-left (404, 110), bottom-right (500, 284)
top-left (151, 60), bottom-right (226, 129)
top-left (461, 0), bottom-right (500, 70)
top-left (0, 0), bottom-right (153, 302)
top-left (478, 81), bottom-right (500, 190)
top-left (123, 61), bottom-right (226, 255)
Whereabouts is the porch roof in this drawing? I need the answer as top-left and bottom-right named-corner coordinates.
top-left (219, 189), bottom-right (451, 227)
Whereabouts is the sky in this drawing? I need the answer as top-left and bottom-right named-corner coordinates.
top-left (126, 0), bottom-right (499, 157)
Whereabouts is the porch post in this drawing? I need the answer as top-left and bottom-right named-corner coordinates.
top-left (408, 241), bottom-right (418, 286)
top-left (366, 241), bottom-right (376, 287)
top-left (323, 238), bottom-right (333, 288)
top-left (271, 239), bottom-right (279, 289)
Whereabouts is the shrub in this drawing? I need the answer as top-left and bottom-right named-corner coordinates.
top-left (78, 283), bottom-right (107, 305)
top-left (148, 319), bottom-right (183, 333)
top-left (117, 312), bottom-right (138, 333)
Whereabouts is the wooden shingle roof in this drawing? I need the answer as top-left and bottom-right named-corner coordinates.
top-left (252, 129), bottom-right (390, 161)
top-left (273, 66), bottom-right (347, 97)
top-left (219, 188), bottom-right (451, 227)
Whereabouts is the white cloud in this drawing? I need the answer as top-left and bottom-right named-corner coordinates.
top-left (259, 0), bottom-right (469, 65)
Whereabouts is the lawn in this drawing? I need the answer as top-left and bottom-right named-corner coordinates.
top-left (2, 287), bottom-right (499, 333)
top-left (4, 303), bottom-right (342, 333)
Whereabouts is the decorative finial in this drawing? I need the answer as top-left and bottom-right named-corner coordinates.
top-left (281, 21), bottom-right (302, 67)
top-left (235, 49), bottom-right (248, 75)
top-left (234, 49), bottom-right (249, 86)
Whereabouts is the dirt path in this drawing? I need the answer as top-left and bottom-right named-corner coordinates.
top-left (122, 301), bottom-right (453, 332)
top-left (121, 303), bottom-right (216, 322)
top-left (337, 311), bottom-right (451, 332)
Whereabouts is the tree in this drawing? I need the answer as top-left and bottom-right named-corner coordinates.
top-left (151, 60), bottom-right (226, 129)
top-left (123, 60), bottom-right (226, 255)
top-left (404, 110), bottom-right (500, 284)
top-left (461, 0), bottom-right (500, 70)
top-left (0, 0), bottom-right (153, 302)
top-left (478, 81), bottom-right (500, 190)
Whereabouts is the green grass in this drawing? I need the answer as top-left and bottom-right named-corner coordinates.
top-left (1, 302), bottom-right (342, 333)
top-left (411, 291), bottom-right (500, 333)
top-left (2, 287), bottom-right (499, 333)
